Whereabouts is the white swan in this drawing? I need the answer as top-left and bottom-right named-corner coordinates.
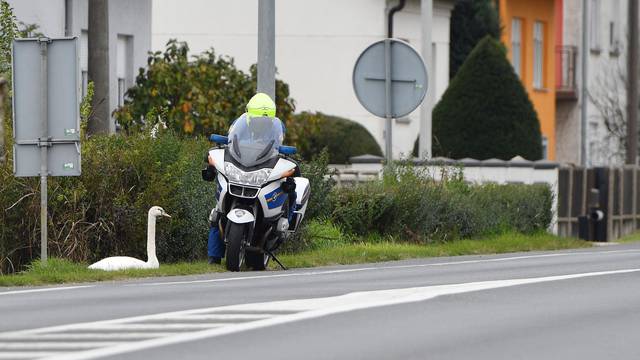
top-left (88, 206), bottom-right (171, 271)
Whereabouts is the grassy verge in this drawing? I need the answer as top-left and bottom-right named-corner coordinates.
top-left (0, 231), bottom-right (590, 287)
top-left (616, 231), bottom-right (640, 243)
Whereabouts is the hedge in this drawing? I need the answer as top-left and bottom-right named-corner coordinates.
top-left (329, 166), bottom-right (552, 242)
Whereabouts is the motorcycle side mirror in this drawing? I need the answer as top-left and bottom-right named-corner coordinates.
top-left (279, 145), bottom-right (297, 155)
top-left (210, 134), bottom-right (229, 145)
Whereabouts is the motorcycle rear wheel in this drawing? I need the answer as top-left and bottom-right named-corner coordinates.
top-left (225, 223), bottom-right (246, 272)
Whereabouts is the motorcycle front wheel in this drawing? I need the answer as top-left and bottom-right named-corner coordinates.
top-left (225, 223), bottom-right (246, 272)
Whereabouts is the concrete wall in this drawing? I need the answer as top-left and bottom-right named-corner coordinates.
top-left (152, 0), bottom-right (454, 158)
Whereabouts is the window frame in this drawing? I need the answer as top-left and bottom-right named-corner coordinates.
top-left (511, 18), bottom-right (523, 78)
top-left (533, 21), bottom-right (545, 90)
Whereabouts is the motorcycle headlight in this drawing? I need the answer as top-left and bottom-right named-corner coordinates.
top-left (224, 163), bottom-right (272, 186)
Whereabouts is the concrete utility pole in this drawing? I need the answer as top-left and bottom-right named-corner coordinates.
top-left (419, 0), bottom-right (434, 159)
top-left (0, 77), bottom-right (6, 164)
top-left (257, 0), bottom-right (276, 100)
top-left (627, 0), bottom-right (639, 165)
top-left (580, 0), bottom-right (589, 166)
top-left (88, 0), bottom-right (111, 134)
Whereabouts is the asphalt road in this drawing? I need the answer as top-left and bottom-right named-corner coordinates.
top-left (1, 243), bottom-right (640, 360)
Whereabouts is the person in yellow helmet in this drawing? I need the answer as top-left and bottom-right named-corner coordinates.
top-left (202, 93), bottom-right (298, 265)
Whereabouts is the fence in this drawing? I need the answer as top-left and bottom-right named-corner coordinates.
top-left (557, 166), bottom-right (640, 241)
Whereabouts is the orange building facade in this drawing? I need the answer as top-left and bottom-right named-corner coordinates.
top-left (498, 0), bottom-right (557, 159)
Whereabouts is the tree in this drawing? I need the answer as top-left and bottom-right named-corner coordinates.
top-left (587, 60), bottom-right (630, 165)
top-left (433, 36), bottom-right (542, 160)
top-left (449, 0), bottom-right (501, 79)
top-left (114, 40), bottom-right (296, 140)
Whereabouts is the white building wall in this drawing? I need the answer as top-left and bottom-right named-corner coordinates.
top-left (152, 0), bottom-right (454, 158)
top-left (7, 0), bottom-right (151, 130)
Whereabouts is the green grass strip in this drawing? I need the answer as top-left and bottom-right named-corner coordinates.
top-left (0, 232), bottom-right (590, 287)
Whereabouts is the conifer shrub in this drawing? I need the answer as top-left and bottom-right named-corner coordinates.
top-left (433, 36), bottom-right (543, 160)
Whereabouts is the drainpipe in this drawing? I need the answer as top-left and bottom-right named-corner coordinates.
top-left (388, 0), bottom-right (406, 38)
top-left (580, 0), bottom-right (589, 166)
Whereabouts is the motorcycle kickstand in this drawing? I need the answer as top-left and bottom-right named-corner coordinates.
top-left (266, 250), bottom-right (288, 270)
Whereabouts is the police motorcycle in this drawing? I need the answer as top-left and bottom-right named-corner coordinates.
top-left (206, 116), bottom-right (310, 272)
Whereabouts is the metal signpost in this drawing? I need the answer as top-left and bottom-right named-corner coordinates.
top-left (12, 37), bottom-right (81, 264)
top-left (353, 39), bottom-right (428, 163)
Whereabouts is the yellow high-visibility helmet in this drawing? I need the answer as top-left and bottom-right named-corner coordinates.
top-left (246, 93), bottom-right (276, 120)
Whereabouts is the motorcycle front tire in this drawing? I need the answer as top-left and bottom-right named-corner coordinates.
top-left (225, 223), bottom-right (246, 272)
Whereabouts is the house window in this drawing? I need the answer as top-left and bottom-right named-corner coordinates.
top-left (542, 136), bottom-right (548, 159)
top-left (511, 18), bottom-right (523, 78)
top-left (589, 0), bottom-right (601, 51)
top-left (80, 30), bottom-right (88, 97)
top-left (533, 21), bottom-right (544, 89)
top-left (116, 35), bottom-right (132, 107)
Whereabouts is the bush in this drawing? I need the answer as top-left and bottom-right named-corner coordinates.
top-left (329, 165), bottom-right (552, 242)
top-left (113, 40), bottom-right (296, 139)
top-left (433, 36), bottom-right (543, 160)
top-left (450, 0), bottom-right (501, 78)
top-left (293, 112), bottom-right (382, 164)
top-left (0, 132), bottom-right (214, 274)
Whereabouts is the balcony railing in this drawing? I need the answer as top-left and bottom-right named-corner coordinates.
top-left (556, 46), bottom-right (578, 100)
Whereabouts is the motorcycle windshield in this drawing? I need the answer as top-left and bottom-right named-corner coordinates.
top-left (228, 115), bottom-right (284, 168)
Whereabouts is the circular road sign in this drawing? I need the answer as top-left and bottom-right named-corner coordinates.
top-left (353, 39), bottom-right (428, 119)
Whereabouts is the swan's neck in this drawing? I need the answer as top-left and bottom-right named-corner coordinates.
top-left (146, 213), bottom-right (159, 266)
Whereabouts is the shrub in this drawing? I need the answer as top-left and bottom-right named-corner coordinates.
top-left (433, 36), bottom-right (543, 160)
top-left (0, 132), bottom-right (214, 274)
top-left (299, 148), bottom-right (335, 220)
top-left (113, 40), bottom-right (296, 139)
top-left (292, 112), bottom-right (382, 164)
top-left (329, 165), bottom-right (552, 242)
top-left (450, 0), bottom-right (501, 78)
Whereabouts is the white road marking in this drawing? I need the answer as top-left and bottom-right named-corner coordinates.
top-left (0, 333), bottom-right (181, 340)
top-left (1, 267), bottom-right (634, 360)
top-left (0, 342), bottom-right (123, 350)
top-left (136, 248), bottom-right (640, 287)
top-left (95, 324), bottom-right (225, 331)
top-left (0, 352), bottom-right (64, 359)
top-left (157, 314), bottom-right (274, 321)
top-left (0, 286), bottom-right (93, 296)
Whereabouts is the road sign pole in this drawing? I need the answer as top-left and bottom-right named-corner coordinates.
top-left (420, 0), bottom-right (433, 159)
top-left (384, 39), bottom-right (393, 164)
top-left (39, 38), bottom-right (49, 264)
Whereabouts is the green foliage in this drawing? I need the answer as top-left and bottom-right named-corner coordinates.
top-left (299, 148), bottom-right (335, 220)
top-left (0, 132), bottom-right (214, 274)
top-left (113, 40), bottom-right (296, 141)
top-left (0, 1), bottom-right (17, 78)
top-left (450, 0), bottom-right (501, 78)
top-left (292, 112), bottom-right (382, 164)
top-left (433, 36), bottom-right (543, 160)
top-left (329, 165), bottom-right (552, 242)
